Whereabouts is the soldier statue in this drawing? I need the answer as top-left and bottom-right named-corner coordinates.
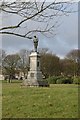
top-left (33, 36), bottom-right (38, 52)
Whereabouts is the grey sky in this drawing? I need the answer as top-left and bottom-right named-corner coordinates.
top-left (1, 2), bottom-right (78, 58)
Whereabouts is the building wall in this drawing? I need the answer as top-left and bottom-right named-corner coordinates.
top-left (0, 75), bottom-right (4, 80)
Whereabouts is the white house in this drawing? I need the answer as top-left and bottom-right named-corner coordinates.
top-left (0, 74), bottom-right (4, 80)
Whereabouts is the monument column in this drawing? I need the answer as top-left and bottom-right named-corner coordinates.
top-left (24, 36), bottom-right (42, 86)
top-left (24, 36), bottom-right (49, 87)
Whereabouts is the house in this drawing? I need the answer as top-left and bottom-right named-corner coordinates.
top-left (0, 74), bottom-right (4, 80)
top-left (0, 67), bottom-right (4, 80)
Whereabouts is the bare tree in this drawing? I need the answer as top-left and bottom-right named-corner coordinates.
top-left (66, 49), bottom-right (80, 62)
top-left (40, 49), bottom-right (60, 78)
top-left (3, 54), bottom-right (20, 82)
top-left (0, 49), bottom-right (6, 66)
top-left (0, 49), bottom-right (6, 76)
top-left (66, 49), bottom-right (80, 76)
top-left (19, 49), bottom-right (30, 78)
top-left (0, 0), bottom-right (73, 39)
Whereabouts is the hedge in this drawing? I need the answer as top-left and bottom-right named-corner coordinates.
top-left (46, 76), bottom-right (73, 84)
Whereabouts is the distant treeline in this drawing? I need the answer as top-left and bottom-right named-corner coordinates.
top-left (0, 48), bottom-right (80, 82)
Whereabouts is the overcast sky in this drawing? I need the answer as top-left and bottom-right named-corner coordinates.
top-left (1, 2), bottom-right (78, 59)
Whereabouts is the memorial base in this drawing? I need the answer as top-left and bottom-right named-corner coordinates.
top-left (23, 71), bottom-right (49, 87)
top-left (23, 51), bottom-right (49, 87)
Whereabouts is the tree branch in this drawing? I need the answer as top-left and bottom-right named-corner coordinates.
top-left (0, 1), bottom-right (74, 38)
top-left (0, 1), bottom-right (68, 31)
top-left (0, 31), bottom-right (32, 39)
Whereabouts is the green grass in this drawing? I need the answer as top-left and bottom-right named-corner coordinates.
top-left (2, 81), bottom-right (79, 118)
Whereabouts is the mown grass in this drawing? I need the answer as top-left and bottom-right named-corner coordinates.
top-left (2, 81), bottom-right (79, 118)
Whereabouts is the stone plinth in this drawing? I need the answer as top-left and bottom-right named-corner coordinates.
top-left (24, 52), bottom-right (42, 86)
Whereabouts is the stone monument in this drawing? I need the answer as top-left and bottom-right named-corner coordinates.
top-left (24, 36), bottom-right (49, 87)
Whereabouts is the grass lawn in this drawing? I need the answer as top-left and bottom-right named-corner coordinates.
top-left (2, 81), bottom-right (79, 118)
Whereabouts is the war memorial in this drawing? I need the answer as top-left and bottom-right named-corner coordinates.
top-left (23, 36), bottom-right (49, 87)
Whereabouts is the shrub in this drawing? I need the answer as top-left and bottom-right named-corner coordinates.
top-left (46, 76), bottom-right (64, 84)
top-left (56, 79), bottom-right (62, 84)
top-left (61, 77), bottom-right (73, 84)
top-left (73, 76), bottom-right (80, 84)
top-left (46, 76), bottom-right (60, 84)
top-left (46, 76), bottom-right (73, 84)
